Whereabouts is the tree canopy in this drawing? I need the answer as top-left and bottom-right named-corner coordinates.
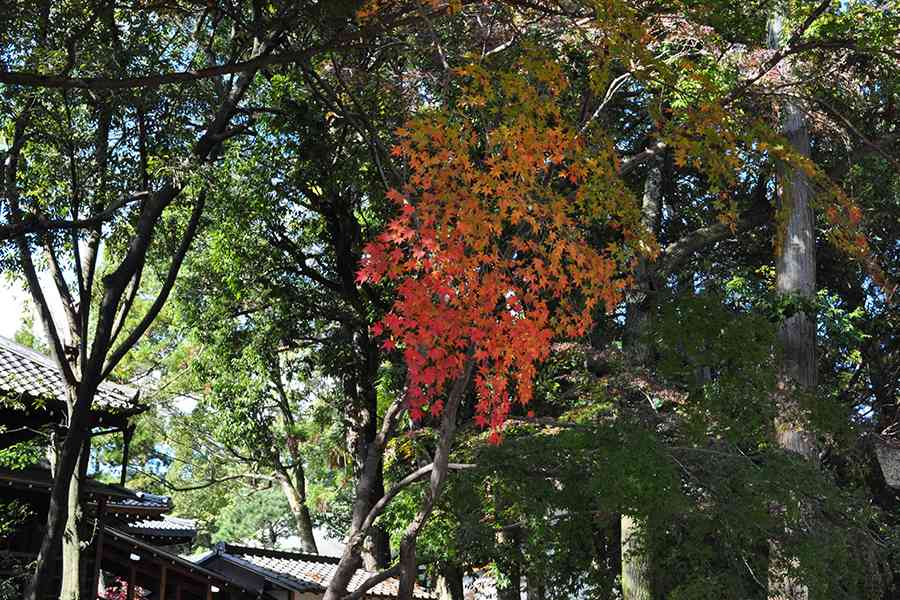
top-left (1, 1), bottom-right (898, 599)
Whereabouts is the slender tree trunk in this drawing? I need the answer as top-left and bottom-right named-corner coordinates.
top-left (396, 359), bottom-right (475, 600)
top-left (271, 358), bottom-right (318, 554)
top-left (620, 163), bottom-right (662, 600)
top-left (767, 8), bottom-right (817, 600)
top-left (322, 397), bottom-right (408, 600)
top-left (497, 564), bottom-right (521, 600)
top-left (278, 473), bottom-right (318, 554)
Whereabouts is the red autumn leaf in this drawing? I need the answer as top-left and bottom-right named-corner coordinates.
top-left (358, 58), bottom-right (648, 434)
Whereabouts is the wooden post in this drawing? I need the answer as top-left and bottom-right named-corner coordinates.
top-left (175, 581), bottom-right (183, 600)
top-left (160, 566), bottom-right (168, 600)
top-left (207, 583), bottom-right (213, 600)
top-left (120, 424), bottom-right (135, 486)
top-left (126, 562), bottom-right (136, 600)
top-left (91, 498), bottom-right (106, 599)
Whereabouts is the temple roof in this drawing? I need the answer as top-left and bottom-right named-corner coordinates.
top-left (0, 335), bottom-right (137, 408)
top-left (198, 544), bottom-right (433, 599)
top-left (103, 527), bottom-right (267, 598)
top-left (123, 514), bottom-right (198, 540)
top-left (0, 336), bottom-right (144, 448)
top-left (0, 464), bottom-right (171, 513)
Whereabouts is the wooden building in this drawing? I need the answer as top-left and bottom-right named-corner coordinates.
top-left (0, 335), bottom-right (260, 599)
top-left (0, 335), bottom-right (429, 600)
top-left (0, 463), bottom-right (265, 599)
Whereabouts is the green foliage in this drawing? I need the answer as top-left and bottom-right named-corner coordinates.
top-left (11, 300), bottom-right (47, 354)
top-left (210, 487), bottom-right (295, 547)
top-left (655, 286), bottom-right (777, 444)
top-left (0, 440), bottom-right (44, 471)
top-left (1, 1), bottom-right (895, 596)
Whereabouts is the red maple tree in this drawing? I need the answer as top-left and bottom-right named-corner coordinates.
top-left (358, 58), bottom-right (653, 440)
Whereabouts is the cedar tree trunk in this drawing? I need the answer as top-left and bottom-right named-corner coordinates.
top-left (620, 163), bottom-right (662, 600)
top-left (767, 8), bottom-right (817, 600)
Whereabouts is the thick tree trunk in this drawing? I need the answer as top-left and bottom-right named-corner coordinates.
top-left (344, 335), bottom-right (391, 571)
top-left (773, 97), bottom-right (817, 459)
top-left (25, 386), bottom-right (95, 600)
top-left (620, 163), bottom-right (662, 600)
top-left (497, 526), bottom-right (522, 600)
top-left (526, 574), bottom-right (545, 600)
top-left (60, 474), bottom-right (81, 600)
top-left (59, 434), bottom-right (91, 600)
top-left (436, 564), bottom-right (464, 600)
top-left (621, 515), bottom-right (652, 600)
top-left (346, 380), bottom-right (391, 570)
top-left (767, 9), bottom-right (817, 600)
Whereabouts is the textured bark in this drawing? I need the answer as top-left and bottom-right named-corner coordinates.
top-left (620, 164), bottom-right (662, 600)
top-left (344, 357), bottom-right (392, 571)
top-left (436, 564), bottom-right (464, 600)
top-left (526, 575), bottom-right (546, 600)
top-left (773, 95), bottom-right (817, 453)
top-left (767, 8), bottom-right (817, 600)
top-left (279, 473), bottom-right (318, 554)
top-left (25, 385), bottom-right (96, 600)
top-left (621, 515), bottom-right (652, 600)
top-left (497, 523), bottom-right (522, 600)
top-left (59, 432), bottom-right (92, 600)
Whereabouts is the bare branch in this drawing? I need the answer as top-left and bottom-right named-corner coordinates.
top-left (341, 564), bottom-right (402, 600)
top-left (620, 141), bottom-right (668, 176)
top-left (136, 468), bottom-right (277, 492)
top-left (657, 174), bottom-right (772, 276)
top-left (358, 462), bottom-right (476, 538)
top-left (0, 191), bottom-right (150, 242)
top-left (723, 0), bottom-right (832, 106)
top-left (4, 113), bottom-right (75, 383)
top-left (0, 46), bottom-right (362, 91)
top-left (102, 190), bottom-right (206, 379)
top-left (42, 235), bottom-right (78, 340)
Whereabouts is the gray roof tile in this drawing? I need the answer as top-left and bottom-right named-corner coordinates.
top-left (211, 545), bottom-right (432, 599)
top-left (0, 465), bottom-right (171, 513)
top-left (107, 490), bottom-right (172, 511)
top-left (124, 515), bottom-right (197, 538)
top-left (0, 335), bottom-right (136, 409)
